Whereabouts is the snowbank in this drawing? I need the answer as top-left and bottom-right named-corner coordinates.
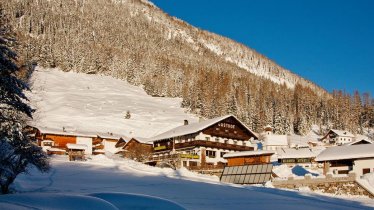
top-left (356, 173), bottom-right (374, 197)
top-left (273, 165), bottom-right (294, 178)
top-left (2, 156), bottom-right (373, 210)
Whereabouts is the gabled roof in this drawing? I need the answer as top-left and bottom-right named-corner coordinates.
top-left (125, 138), bottom-right (153, 146)
top-left (330, 129), bottom-right (354, 137)
top-left (344, 138), bottom-right (373, 146)
top-left (321, 129), bottom-right (355, 140)
top-left (148, 115), bottom-right (257, 142)
top-left (315, 144), bottom-right (374, 161)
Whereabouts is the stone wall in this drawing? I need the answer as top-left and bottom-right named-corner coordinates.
top-left (272, 172), bottom-right (373, 198)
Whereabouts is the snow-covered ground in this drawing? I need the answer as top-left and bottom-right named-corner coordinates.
top-left (27, 68), bottom-right (198, 138)
top-left (1, 156), bottom-right (374, 210)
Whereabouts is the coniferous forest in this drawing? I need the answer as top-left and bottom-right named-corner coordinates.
top-left (1, 0), bottom-right (373, 136)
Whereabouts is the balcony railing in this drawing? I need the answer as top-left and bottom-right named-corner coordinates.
top-left (174, 140), bottom-right (253, 151)
top-left (152, 140), bottom-right (254, 153)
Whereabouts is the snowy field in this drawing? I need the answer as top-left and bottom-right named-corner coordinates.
top-left (1, 156), bottom-right (374, 210)
top-left (27, 68), bottom-right (198, 138)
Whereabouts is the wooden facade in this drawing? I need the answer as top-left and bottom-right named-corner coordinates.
top-left (121, 138), bottom-right (153, 161)
top-left (225, 153), bottom-right (273, 167)
top-left (42, 134), bottom-right (76, 148)
top-left (202, 117), bottom-right (256, 141)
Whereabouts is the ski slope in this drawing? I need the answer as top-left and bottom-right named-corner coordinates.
top-left (27, 67), bottom-right (198, 139)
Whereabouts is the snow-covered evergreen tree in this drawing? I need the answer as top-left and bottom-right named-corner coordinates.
top-left (0, 11), bottom-right (49, 194)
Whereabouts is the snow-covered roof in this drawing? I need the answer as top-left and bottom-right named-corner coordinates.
top-left (133, 137), bottom-right (152, 144)
top-left (322, 129), bottom-right (355, 139)
top-left (264, 134), bottom-right (288, 146)
top-left (344, 138), bottom-right (373, 146)
top-left (223, 150), bottom-right (275, 158)
top-left (41, 139), bottom-right (54, 143)
top-left (47, 147), bottom-right (66, 152)
top-left (315, 144), bottom-right (374, 161)
top-left (66, 143), bottom-right (88, 150)
top-left (97, 133), bottom-right (123, 140)
top-left (288, 134), bottom-right (319, 147)
top-left (148, 115), bottom-right (257, 142)
top-left (277, 147), bottom-right (325, 159)
top-left (35, 126), bottom-right (127, 140)
top-left (331, 129), bottom-right (354, 137)
top-left (36, 127), bottom-right (98, 138)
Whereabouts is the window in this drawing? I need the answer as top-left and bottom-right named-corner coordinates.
top-left (224, 139), bottom-right (229, 144)
top-left (43, 142), bottom-right (52, 146)
top-left (338, 170), bottom-right (349, 174)
top-left (233, 140), bottom-right (237, 145)
top-left (205, 137), bottom-right (210, 141)
top-left (363, 168), bottom-right (370, 175)
top-left (281, 158), bottom-right (296, 163)
top-left (215, 138), bottom-right (219, 142)
top-left (296, 158), bottom-right (311, 163)
top-left (206, 150), bottom-right (216, 158)
top-left (220, 152), bottom-right (227, 158)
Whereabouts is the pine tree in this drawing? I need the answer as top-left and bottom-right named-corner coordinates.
top-left (0, 10), bottom-right (49, 194)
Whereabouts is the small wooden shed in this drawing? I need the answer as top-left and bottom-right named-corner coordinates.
top-left (223, 150), bottom-right (275, 166)
top-left (66, 143), bottom-right (87, 161)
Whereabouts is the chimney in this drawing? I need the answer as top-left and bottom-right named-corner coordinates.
top-left (184, 120), bottom-right (189, 125)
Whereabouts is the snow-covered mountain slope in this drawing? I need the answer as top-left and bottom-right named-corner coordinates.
top-left (27, 67), bottom-right (198, 138)
top-left (1, 156), bottom-right (373, 210)
top-left (136, 0), bottom-right (325, 93)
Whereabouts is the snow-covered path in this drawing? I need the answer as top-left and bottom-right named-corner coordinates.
top-left (2, 156), bottom-right (373, 210)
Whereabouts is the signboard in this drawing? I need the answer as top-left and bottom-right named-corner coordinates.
top-left (154, 145), bottom-right (167, 151)
top-left (180, 154), bottom-right (200, 159)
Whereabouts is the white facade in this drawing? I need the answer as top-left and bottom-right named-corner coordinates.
top-left (263, 134), bottom-right (288, 152)
top-left (327, 158), bottom-right (374, 177)
top-left (103, 139), bottom-right (118, 154)
top-left (76, 137), bottom-right (93, 155)
top-left (321, 129), bottom-right (355, 146)
top-left (353, 159), bottom-right (374, 177)
top-left (175, 134), bottom-right (254, 166)
top-left (335, 136), bottom-right (353, 145)
top-left (160, 131), bottom-right (256, 166)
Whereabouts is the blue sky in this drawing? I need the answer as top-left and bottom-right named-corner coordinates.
top-left (150, 0), bottom-right (374, 95)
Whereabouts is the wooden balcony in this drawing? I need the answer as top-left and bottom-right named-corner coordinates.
top-left (175, 140), bottom-right (253, 151)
